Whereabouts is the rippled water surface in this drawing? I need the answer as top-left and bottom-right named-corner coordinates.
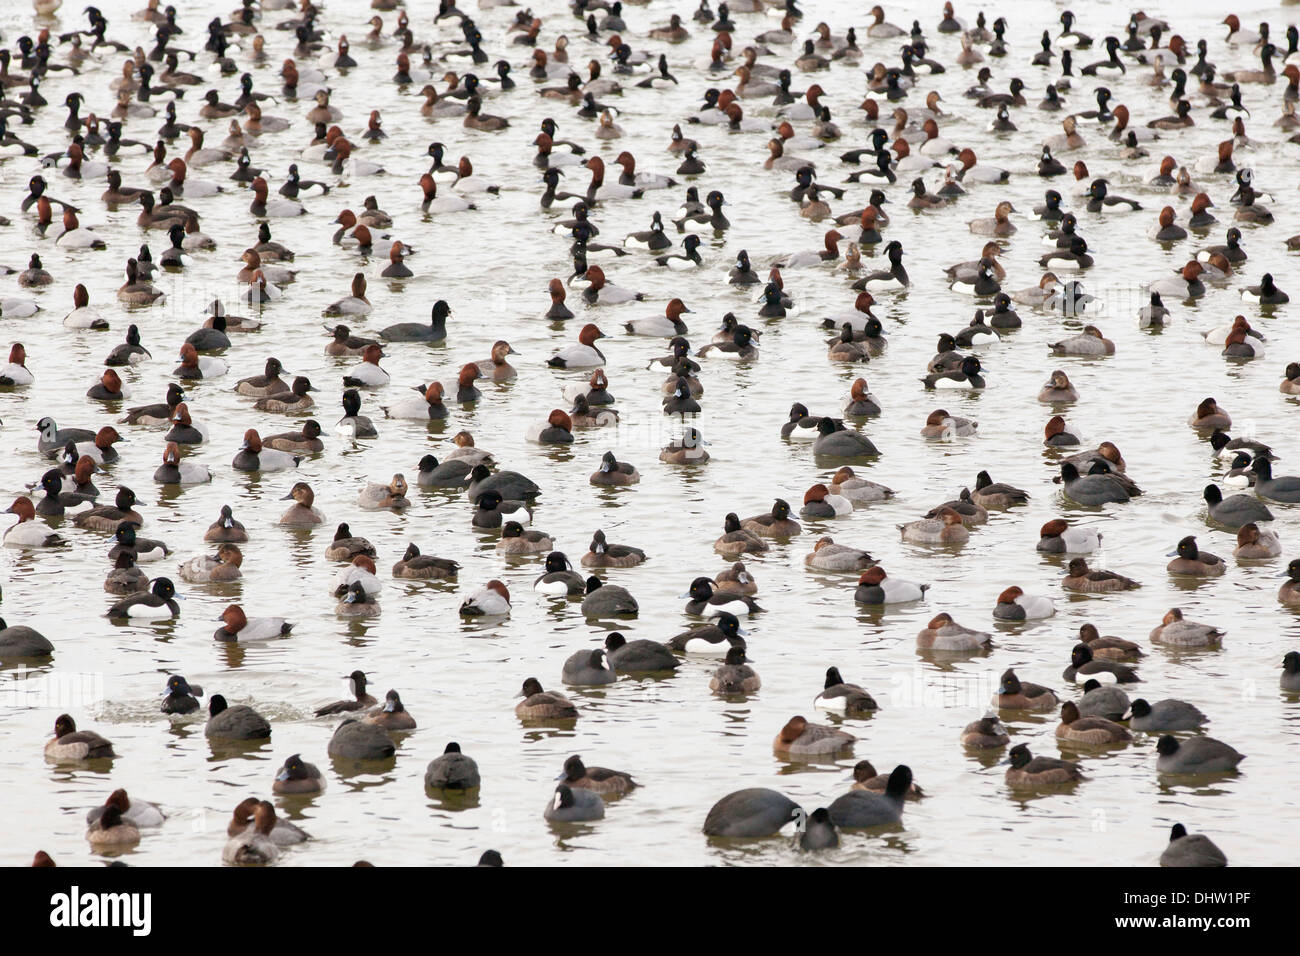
top-left (2, 0), bottom-right (1300, 866)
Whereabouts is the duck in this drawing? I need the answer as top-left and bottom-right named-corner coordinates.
top-left (714, 513), bottom-right (769, 556)
top-left (221, 802), bottom-right (284, 865)
top-left (265, 421), bottom-right (324, 455)
top-left (920, 410), bottom-right (977, 441)
top-left (272, 754), bottom-right (326, 796)
top-left (363, 690), bottom-right (415, 731)
top-left (853, 565), bottom-right (928, 604)
top-left (826, 468), bottom-right (892, 506)
top-left (414, 453), bottom-right (472, 488)
top-left (812, 417), bottom-right (878, 457)
top-left (357, 475), bottom-right (409, 511)
top-left (993, 587), bottom-right (1056, 621)
top-left (683, 577), bottom-right (762, 617)
top-left (0, 344), bottom-right (34, 387)
top-left (1063, 643), bottom-right (1140, 685)
top-left (45, 714), bottom-right (115, 762)
top-left (589, 451), bottom-right (638, 486)
top-left (624, 299), bottom-right (692, 337)
top-left (899, 508), bottom-right (968, 545)
top-left (1062, 558), bottom-right (1140, 592)
top-left (324, 525), bottom-right (376, 563)
top-left (1037, 519), bottom-right (1102, 554)
top-left (108, 523), bottom-right (169, 563)
top-left (178, 543), bottom-right (243, 584)
top-left (1228, 523), bottom-right (1279, 561)
top-left (496, 522), bottom-right (554, 556)
top-left (311, 671), bottom-right (379, 718)
top-left (800, 485), bottom-right (853, 519)
top-left (232, 429), bottom-right (301, 472)
top-left (1247, 459), bottom-right (1300, 503)
top-left (459, 580), bottom-right (511, 616)
top-left (213, 604), bottom-right (293, 643)
top-left (704, 645), bottom-right (759, 694)
top-left (104, 577), bottom-right (180, 620)
top-left (1005, 744), bottom-right (1083, 787)
top-left (516, 677), bottom-right (578, 720)
top-left (773, 715), bottom-right (854, 756)
top-left (379, 300), bottom-right (452, 343)
top-left (659, 427), bottom-right (709, 464)
top-left (1149, 608), bottom-right (1226, 648)
top-left (153, 442), bottom-right (211, 485)
top-left (556, 754), bottom-right (637, 795)
top-left (278, 482), bottom-right (324, 528)
top-left (1166, 536), bottom-right (1226, 577)
top-left (323, 274), bottom-right (372, 317)
top-left (62, 284), bottom-right (109, 330)
top-left (174, 343), bottom-right (228, 381)
top-left (916, 613), bottom-right (992, 651)
top-left (547, 324), bottom-right (608, 369)
top-left (741, 499), bottom-right (801, 537)
top-left (971, 472), bottom-right (1029, 510)
top-left (961, 712), bottom-right (1010, 749)
top-left (234, 358), bottom-right (290, 398)
top-left (5, 496), bottom-right (69, 549)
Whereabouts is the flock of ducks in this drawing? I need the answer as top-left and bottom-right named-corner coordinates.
top-left (4, 0), bottom-right (1300, 866)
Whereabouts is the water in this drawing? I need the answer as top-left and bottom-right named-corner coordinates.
top-left (2, 0), bottom-right (1298, 866)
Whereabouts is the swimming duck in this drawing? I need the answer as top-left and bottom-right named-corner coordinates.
top-left (714, 513), bottom-right (768, 556)
top-left (274, 754), bottom-right (326, 795)
top-left (1036, 519), bottom-right (1102, 554)
top-left (364, 690), bottom-right (416, 731)
top-left (179, 543), bottom-right (243, 584)
top-left (1063, 642), bottom-right (1140, 685)
top-left (460, 580), bottom-right (511, 616)
top-left (994, 587), bottom-right (1056, 621)
top-left (1166, 536), bottom-right (1226, 576)
top-left (214, 604), bottom-right (293, 643)
top-left (773, 715), bottom-right (854, 756)
top-left (106, 576), bottom-right (180, 620)
top-left (916, 613), bottom-right (992, 651)
top-left (705, 645), bottom-right (759, 694)
top-left (233, 429), bottom-right (301, 472)
top-left (854, 566), bottom-right (929, 604)
top-left (358, 475), bottom-right (410, 511)
top-left (1149, 608), bottom-right (1225, 648)
top-left (279, 482), bottom-right (324, 527)
top-left (805, 537), bottom-right (874, 572)
top-left (1062, 558), bottom-right (1140, 592)
top-left (1005, 744), bottom-right (1083, 787)
top-left (899, 507), bottom-right (968, 545)
top-left (741, 499), bottom-right (801, 537)
top-left (153, 442), bottom-right (210, 485)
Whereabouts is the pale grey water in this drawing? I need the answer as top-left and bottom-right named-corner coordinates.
top-left (1, 0), bottom-right (1299, 866)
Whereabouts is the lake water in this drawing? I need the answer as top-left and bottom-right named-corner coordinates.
top-left (1, 0), bottom-right (1298, 866)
